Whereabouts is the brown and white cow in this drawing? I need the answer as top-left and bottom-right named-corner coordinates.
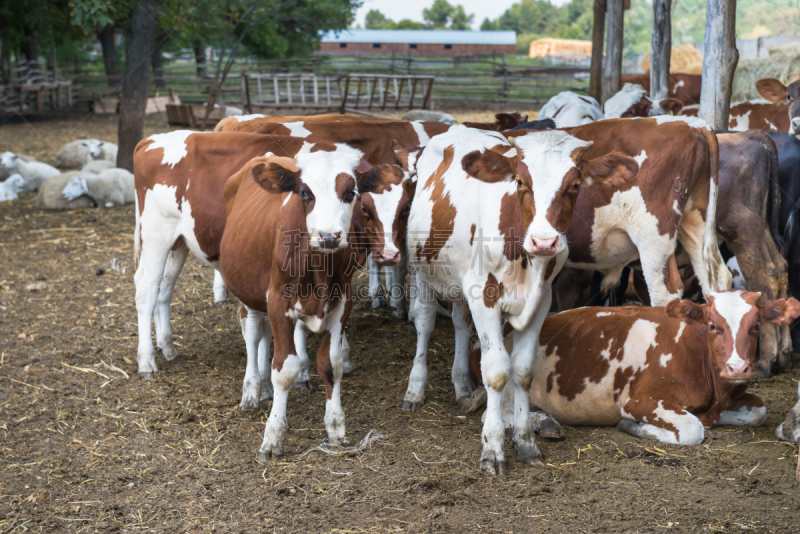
top-left (603, 83), bottom-right (683, 118)
top-left (219, 155), bottom-right (368, 459)
top-left (469, 292), bottom-right (800, 445)
top-left (680, 100), bottom-right (790, 132)
top-left (507, 117), bottom-right (732, 308)
top-left (133, 132), bottom-right (364, 383)
top-left (753, 76), bottom-right (800, 134)
top-left (406, 125), bottom-right (638, 474)
top-left (621, 73), bottom-right (702, 106)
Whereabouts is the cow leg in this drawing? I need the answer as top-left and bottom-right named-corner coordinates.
top-left (368, 255), bottom-right (386, 309)
top-left (258, 314), bottom-right (273, 402)
top-left (637, 247), bottom-right (682, 306)
top-left (469, 302), bottom-right (511, 475)
top-left (340, 297), bottom-right (363, 376)
top-left (677, 201), bottom-right (731, 295)
top-left (402, 275), bottom-right (436, 411)
top-left (259, 308), bottom-right (301, 461)
top-left (318, 300), bottom-right (349, 446)
top-left (618, 398), bottom-right (704, 445)
top-left (530, 410), bottom-right (564, 439)
top-left (776, 384), bottom-right (800, 442)
top-left (451, 300), bottom-right (474, 405)
top-left (762, 228), bottom-right (793, 366)
top-left (153, 244), bottom-right (188, 362)
top-left (213, 270), bottom-right (228, 307)
top-left (555, 267), bottom-right (583, 311)
top-left (239, 304), bottom-right (265, 410)
top-left (293, 324), bottom-right (311, 389)
top-left (134, 235), bottom-right (174, 378)
top-left (407, 263), bottom-right (418, 324)
top-left (389, 255), bottom-right (409, 319)
top-left (716, 393), bottom-right (766, 426)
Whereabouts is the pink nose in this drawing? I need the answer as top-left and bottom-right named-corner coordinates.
top-left (380, 251), bottom-right (400, 263)
top-left (724, 362), bottom-right (752, 379)
top-left (530, 236), bottom-right (559, 255)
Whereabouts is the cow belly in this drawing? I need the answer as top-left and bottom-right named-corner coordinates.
top-left (530, 373), bottom-right (623, 426)
top-left (568, 227), bottom-right (638, 270)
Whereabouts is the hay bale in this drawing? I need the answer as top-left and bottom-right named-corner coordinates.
top-left (529, 38), bottom-right (592, 62)
top-left (639, 44), bottom-right (703, 75)
top-left (732, 42), bottom-right (800, 102)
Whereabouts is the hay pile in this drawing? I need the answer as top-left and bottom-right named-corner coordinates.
top-left (639, 44), bottom-right (703, 75)
top-left (529, 38), bottom-right (592, 61)
top-left (732, 42), bottom-right (800, 101)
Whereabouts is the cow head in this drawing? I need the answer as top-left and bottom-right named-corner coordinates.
top-left (605, 84), bottom-right (685, 119)
top-left (540, 91), bottom-right (604, 128)
top-left (251, 150), bottom-right (362, 252)
top-left (756, 76), bottom-right (800, 134)
top-left (494, 112), bottom-right (528, 130)
top-left (667, 291), bottom-right (800, 383)
top-left (511, 131), bottom-right (639, 256)
top-left (0, 151), bottom-right (19, 170)
top-left (357, 163), bottom-right (416, 265)
top-left (82, 140), bottom-right (104, 160)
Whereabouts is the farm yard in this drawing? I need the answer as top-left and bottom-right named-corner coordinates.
top-left (1, 114), bottom-right (800, 533)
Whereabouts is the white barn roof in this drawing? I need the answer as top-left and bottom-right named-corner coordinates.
top-left (321, 30), bottom-right (516, 46)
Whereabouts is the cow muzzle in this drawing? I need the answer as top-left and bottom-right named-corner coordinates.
top-left (529, 236), bottom-right (559, 256)
top-left (373, 250), bottom-right (401, 266)
top-left (791, 118), bottom-right (800, 135)
top-left (721, 361), bottom-right (753, 383)
top-left (317, 230), bottom-right (343, 250)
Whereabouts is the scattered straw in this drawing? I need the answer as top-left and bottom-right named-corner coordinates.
top-left (297, 430), bottom-right (388, 458)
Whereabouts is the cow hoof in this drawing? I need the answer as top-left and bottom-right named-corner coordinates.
top-left (139, 371), bottom-right (157, 380)
top-left (257, 448), bottom-right (283, 463)
top-left (536, 421), bottom-right (565, 440)
top-left (392, 308), bottom-right (406, 319)
top-left (240, 397), bottom-right (260, 410)
top-left (371, 297), bottom-right (386, 309)
top-left (401, 400), bottom-right (424, 411)
top-left (480, 452), bottom-right (506, 476)
top-left (214, 300), bottom-right (228, 308)
top-left (408, 324), bottom-right (417, 335)
top-left (159, 346), bottom-right (180, 362)
top-left (516, 443), bottom-right (544, 466)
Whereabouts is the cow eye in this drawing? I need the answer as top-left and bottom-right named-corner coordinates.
top-left (515, 179), bottom-right (523, 187)
top-left (708, 323), bottom-right (715, 331)
top-left (299, 189), bottom-right (310, 201)
top-left (573, 182), bottom-right (580, 190)
top-left (754, 324), bottom-right (760, 332)
top-left (344, 190), bottom-right (356, 202)
top-left (361, 206), bottom-right (369, 216)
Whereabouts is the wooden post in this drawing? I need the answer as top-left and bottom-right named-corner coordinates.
top-left (408, 78), bottom-right (418, 110)
top-left (589, 0), bottom-right (606, 102)
top-left (502, 52), bottom-right (508, 100)
top-left (339, 76), bottom-right (350, 113)
top-left (407, 51), bottom-right (412, 75)
top-left (650, 0), bottom-right (672, 101)
top-left (242, 71), bottom-right (252, 114)
top-left (395, 77), bottom-right (406, 110)
top-left (422, 78), bottom-right (434, 109)
top-left (602, 0), bottom-right (624, 104)
top-left (699, 0), bottom-right (738, 129)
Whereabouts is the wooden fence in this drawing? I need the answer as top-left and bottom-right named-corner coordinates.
top-left (1, 53), bottom-right (591, 116)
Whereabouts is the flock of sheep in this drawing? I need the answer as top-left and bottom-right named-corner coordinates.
top-left (0, 139), bottom-right (133, 208)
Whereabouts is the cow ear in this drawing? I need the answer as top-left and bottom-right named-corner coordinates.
top-left (462, 149), bottom-right (517, 182)
top-left (402, 177), bottom-right (417, 199)
top-left (756, 78), bottom-right (788, 104)
top-left (658, 98), bottom-right (683, 115)
top-left (760, 297), bottom-right (800, 326)
top-left (495, 112), bottom-right (522, 130)
top-left (666, 298), bottom-right (707, 324)
top-left (251, 162), bottom-right (299, 194)
top-left (355, 158), bottom-right (373, 174)
top-left (581, 151), bottom-right (638, 188)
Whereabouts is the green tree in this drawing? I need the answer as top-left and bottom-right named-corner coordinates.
top-left (365, 9), bottom-right (392, 29)
top-left (423, 0), bottom-right (456, 29)
top-left (450, 5), bottom-right (474, 30)
top-left (495, 0), bottom-right (561, 35)
top-left (395, 19), bottom-right (427, 30)
top-left (480, 17), bottom-right (497, 31)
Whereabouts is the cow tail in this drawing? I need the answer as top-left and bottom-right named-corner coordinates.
top-left (699, 128), bottom-right (730, 292)
top-left (133, 193), bottom-right (141, 270)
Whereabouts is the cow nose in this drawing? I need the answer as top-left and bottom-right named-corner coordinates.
top-left (531, 236), bottom-right (559, 253)
top-left (792, 118), bottom-right (800, 134)
top-left (318, 230), bottom-right (342, 248)
top-left (380, 251), bottom-right (400, 263)
top-left (726, 362), bottom-right (751, 376)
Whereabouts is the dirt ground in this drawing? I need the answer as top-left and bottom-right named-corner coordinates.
top-left (1, 115), bottom-right (799, 533)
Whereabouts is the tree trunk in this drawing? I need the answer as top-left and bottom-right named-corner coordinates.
top-left (96, 24), bottom-right (121, 88)
top-left (650, 0), bottom-right (672, 101)
top-left (589, 0), bottom-right (606, 102)
top-left (152, 37), bottom-right (165, 89)
top-left (602, 0), bottom-right (624, 104)
top-left (699, 0), bottom-right (738, 129)
top-left (194, 42), bottom-right (207, 77)
top-left (117, 0), bottom-right (159, 172)
top-left (21, 26), bottom-right (37, 67)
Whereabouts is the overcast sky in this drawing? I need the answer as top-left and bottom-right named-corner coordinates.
top-left (354, 0), bottom-right (572, 30)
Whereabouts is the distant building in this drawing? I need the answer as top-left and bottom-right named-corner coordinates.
top-left (528, 38), bottom-right (592, 62)
top-left (319, 30), bottom-right (516, 57)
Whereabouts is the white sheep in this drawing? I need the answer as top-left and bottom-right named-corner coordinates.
top-left (62, 168), bottom-right (134, 207)
top-left (0, 154), bottom-right (35, 181)
top-left (54, 139), bottom-right (118, 169)
top-left (0, 151), bottom-right (60, 192)
top-left (37, 171), bottom-right (96, 210)
top-left (0, 173), bottom-right (27, 201)
top-left (81, 159), bottom-right (115, 173)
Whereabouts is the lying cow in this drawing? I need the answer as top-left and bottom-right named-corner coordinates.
top-left (603, 83), bottom-right (683, 118)
top-left (537, 91), bottom-right (604, 128)
top-left (462, 111), bottom-right (528, 131)
top-left (219, 155), bottom-right (367, 459)
top-left (620, 73), bottom-right (702, 106)
top-left (468, 291), bottom-right (800, 445)
top-left (405, 125), bottom-right (638, 474)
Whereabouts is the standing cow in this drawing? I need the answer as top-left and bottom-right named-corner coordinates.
top-left (405, 125), bottom-right (638, 474)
